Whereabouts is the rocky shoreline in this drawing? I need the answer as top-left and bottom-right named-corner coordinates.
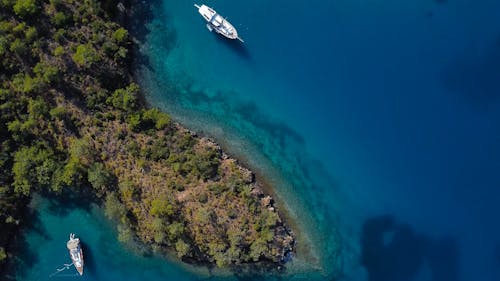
top-left (0, 0), bottom-right (295, 273)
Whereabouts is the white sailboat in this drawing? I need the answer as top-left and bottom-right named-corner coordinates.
top-left (194, 4), bottom-right (244, 42)
top-left (66, 233), bottom-right (84, 275)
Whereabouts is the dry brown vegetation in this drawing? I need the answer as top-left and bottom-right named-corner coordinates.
top-left (0, 0), bottom-right (294, 271)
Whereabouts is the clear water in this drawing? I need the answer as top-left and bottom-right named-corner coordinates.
top-left (15, 0), bottom-right (500, 280)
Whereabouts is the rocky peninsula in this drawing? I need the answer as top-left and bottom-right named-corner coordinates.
top-left (0, 0), bottom-right (294, 274)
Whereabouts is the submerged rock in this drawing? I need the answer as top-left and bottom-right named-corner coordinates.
top-left (0, 0), bottom-right (295, 271)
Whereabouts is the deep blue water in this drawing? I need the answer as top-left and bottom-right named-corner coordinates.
top-left (16, 0), bottom-right (500, 280)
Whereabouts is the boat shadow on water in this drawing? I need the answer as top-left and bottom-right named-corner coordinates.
top-left (80, 241), bottom-right (95, 277)
top-left (211, 32), bottom-right (252, 61)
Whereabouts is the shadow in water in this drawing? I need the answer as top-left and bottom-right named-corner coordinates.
top-left (127, 0), bottom-right (178, 73)
top-left (81, 241), bottom-right (96, 276)
top-left (361, 215), bottom-right (425, 281)
top-left (424, 237), bottom-right (459, 281)
top-left (2, 207), bottom-right (49, 280)
top-left (211, 32), bottom-right (252, 61)
top-left (43, 190), bottom-right (96, 218)
top-left (128, 1), bottom-right (345, 276)
top-left (441, 39), bottom-right (500, 108)
top-left (361, 215), bottom-right (460, 281)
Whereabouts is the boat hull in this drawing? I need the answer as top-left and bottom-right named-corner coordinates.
top-left (70, 248), bottom-right (84, 275)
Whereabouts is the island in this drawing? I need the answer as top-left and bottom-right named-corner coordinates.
top-left (0, 0), bottom-right (294, 274)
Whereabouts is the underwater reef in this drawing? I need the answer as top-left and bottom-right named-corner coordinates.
top-left (0, 0), bottom-right (294, 275)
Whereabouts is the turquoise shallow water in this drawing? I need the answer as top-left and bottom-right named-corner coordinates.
top-left (14, 0), bottom-right (500, 280)
top-left (14, 196), bottom-right (200, 281)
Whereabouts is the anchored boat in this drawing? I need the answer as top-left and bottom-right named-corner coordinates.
top-left (194, 4), bottom-right (244, 42)
top-left (66, 233), bottom-right (84, 275)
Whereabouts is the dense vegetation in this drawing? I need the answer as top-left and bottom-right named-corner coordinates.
top-left (0, 0), bottom-right (294, 274)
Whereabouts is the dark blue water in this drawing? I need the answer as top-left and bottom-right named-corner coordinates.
top-left (16, 0), bottom-right (500, 280)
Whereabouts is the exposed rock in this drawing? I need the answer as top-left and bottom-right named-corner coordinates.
top-left (239, 166), bottom-right (255, 184)
top-left (262, 195), bottom-right (273, 207)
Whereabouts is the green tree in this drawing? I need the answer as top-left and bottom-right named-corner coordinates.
top-left (107, 83), bottom-right (139, 111)
top-left (28, 98), bottom-right (49, 119)
top-left (87, 162), bottom-right (112, 195)
top-left (10, 38), bottom-right (27, 55)
top-left (34, 62), bottom-right (60, 83)
top-left (13, 0), bottom-right (38, 17)
top-left (112, 27), bottom-right (128, 43)
top-left (249, 238), bottom-right (267, 261)
top-left (0, 36), bottom-right (8, 56)
top-left (166, 221), bottom-right (184, 241)
top-left (69, 137), bottom-right (94, 163)
top-left (142, 108), bottom-right (171, 130)
top-left (72, 44), bottom-right (99, 68)
top-left (12, 74), bottom-right (43, 94)
top-left (0, 247), bottom-right (7, 261)
top-left (0, 0), bottom-right (15, 9)
top-left (104, 192), bottom-right (126, 221)
top-left (126, 113), bottom-right (141, 132)
top-left (12, 145), bottom-right (55, 195)
top-left (52, 11), bottom-right (70, 27)
top-left (25, 26), bottom-right (37, 42)
top-left (53, 45), bottom-right (64, 56)
top-left (175, 239), bottom-right (190, 258)
top-left (60, 156), bottom-right (86, 187)
top-left (150, 197), bottom-right (175, 217)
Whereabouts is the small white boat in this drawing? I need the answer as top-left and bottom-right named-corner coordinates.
top-left (194, 4), bottom-right (244, 42)
top-left (66, 233), bottom-right (84, 275)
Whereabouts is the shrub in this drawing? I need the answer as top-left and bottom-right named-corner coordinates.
top-left (198, 192), bottom-right (208, 203)
top-left (49, 106), bottom-right (67, 120)
top-left (208, 183), bottom-right (228, 195)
